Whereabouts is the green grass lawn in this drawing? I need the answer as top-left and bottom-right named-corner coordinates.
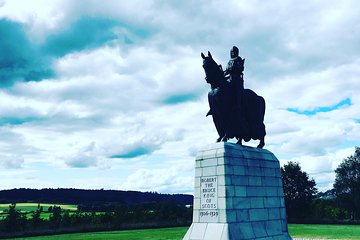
top-left (8, 227), bottom-right (188, 240)
top-left (5, 224), bottom-right (360, 240)
top-left (289, 224), bottom-right (360, 239)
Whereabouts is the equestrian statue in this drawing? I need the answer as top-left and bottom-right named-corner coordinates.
top-left (201, 46), bottom-right (266, 148)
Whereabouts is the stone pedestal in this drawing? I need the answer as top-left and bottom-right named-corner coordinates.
top-left (183, 142), bottom-right (292, 240)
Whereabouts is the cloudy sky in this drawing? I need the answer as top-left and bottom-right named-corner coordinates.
top-left (1, 0), bottom-right (360, 194)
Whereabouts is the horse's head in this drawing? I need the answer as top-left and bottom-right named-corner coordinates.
top-left (201, 51), bottom-right (224, 87)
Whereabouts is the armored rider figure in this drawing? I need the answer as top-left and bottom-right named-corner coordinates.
top-left (224, 46), bottom-right (245, 108)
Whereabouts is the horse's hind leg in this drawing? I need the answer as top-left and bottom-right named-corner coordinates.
top-left (257, 137), bottom-right (265, 149)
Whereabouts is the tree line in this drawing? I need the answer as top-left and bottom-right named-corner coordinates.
top-left (281, 146), bottom-right (360, 222)
top-left (0, 189), bottom-right (193, 206)
top-left (0, 202), bottom-right (192, 238)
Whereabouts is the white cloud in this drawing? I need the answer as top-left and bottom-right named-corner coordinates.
top-left (121, 165), bottom-right (194, 194)
top-left (0, 154), bottom-right (24, 169)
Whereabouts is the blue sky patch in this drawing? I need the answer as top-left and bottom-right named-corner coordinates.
top-left (163, 93), bottom-right (198, 105)
top-left (110, 147), bottom-right (153, 159)
top-left (0, 19), bottom-right (55, 86)
top-left (0, 116), bottom-right (40, 126)
top-left (287, 98), bottom-right (351, 116)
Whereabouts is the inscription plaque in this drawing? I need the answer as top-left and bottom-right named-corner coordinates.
top-left (200, 176), bottom-right (218, 222)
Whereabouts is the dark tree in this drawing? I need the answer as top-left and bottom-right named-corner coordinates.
top-left (31, 204), bottom-right (43, 228)
top-left (3, 203), bottom-right (27, 232)
top-left (281, 161), bottom-right (317, 218)
top-left (49, 206), bottom-right (62, 228)
top-left (334, 147), bottom-right (360, 219)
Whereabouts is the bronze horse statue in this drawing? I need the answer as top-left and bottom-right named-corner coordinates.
top-left (201, 51), bottom-right (266, 148)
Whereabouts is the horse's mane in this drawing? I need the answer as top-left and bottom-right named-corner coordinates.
top-left (202, 53), bottom-right (225, 87)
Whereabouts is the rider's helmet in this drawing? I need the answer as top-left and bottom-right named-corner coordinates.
top-left (230, 46), bottom-right (239, 59)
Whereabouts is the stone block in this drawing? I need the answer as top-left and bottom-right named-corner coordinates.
top-left (266, 187), bottom-right (278, 197)
top-left (232, 175), bottom-right (249, 186)
top-left (280, 207), bottom-right (287, 219)
top-left (249, 176), bottom-right (262, 186)
top-left (217, 165), bottom-right (225, 176)
top-left (203, 149), bottom-right (218, 159)
top-left (247, 166), bottom-right (261, 176)
top-left (194, 198), bottom-right (201, 209)
top-left (223, 165), bottom-right (234, 174)
top-left (233, 166), bottom-right (246, 175)
top-left (224, 186), bottom-right (235, 197)
top-left (190, 223), bottom-right (207, 239)
top-left (231, 157), bottom-right (248, 166)
top-left (202, 158), bottom-right (219, 167)
top-left (193, 210), bottom-right (200, 222)
top-left (218, 197), bottom-right (227, 209)
top-left (220, 225), bottom-right (229, 240)
top-left (252, 221), bottom-right (268, 238)
top-left (203, 166), bottom-right (217, 176)
top-left (264, 168), bottom-right (276, 177)
top-left (277, 187), bottom-right (285, 197)
top-left (235, 209), bottom-right (249, 222)
top-left (265, 177), bottom-right (280, 187)
top-left (268, 208), bottom-right (281, 220)
top-left (249, 209), bottom-right (269, 221)
top-left (233, 197), bottom-right (251, 209)
top-left (219, 209), bottom-right (227, 222)
top-left (263, 160), bottom-right (276, 168)
top-left (264, 197), bottom-right (281, 208)
top-left (265, 220), bottom-right (282, 236)
top-left (248, 158), bottom-right (260, 167)
top-left (218, 185), bottom-right (226, 198)
top-left (280, 198), bottom-right (285, 207)
top-left (195, 177), bottom-right (201, 188)
top-left (233, 222), bottom-right (255, 239)
top-left (225, 210), bottom-right (237, 223)
top-left (247, 186), bottom-right (266, 197)
top-left (203, 223), bottom-right (225, 240)
top-left (274, 168), bottom-right (281, 177)
top-left (250, 197), bottom-right (264, 208)
top-left (234, 186), bottom-right (247, 197)
top-left (195, 167), bottom-right (202, 177)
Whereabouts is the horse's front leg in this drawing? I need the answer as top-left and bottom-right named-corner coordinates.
top-left (221, 134), bottom-right (228, 142)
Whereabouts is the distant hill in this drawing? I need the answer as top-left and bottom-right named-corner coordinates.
top-left (0, 188), bottom-right (193, 206)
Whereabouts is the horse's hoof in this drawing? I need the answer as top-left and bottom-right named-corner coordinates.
top-left (257, 142), bottom-right (265, 149)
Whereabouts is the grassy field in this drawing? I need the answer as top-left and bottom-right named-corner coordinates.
top-left (5, 224), bottom-right (360, 240)
top-left (288, 224), bottom-right (360, 239)
top-left (7, 227), bottom-right (188, 240)
top-left (0, 203), bottom-right (78, 220)
top-left (0, 203), bottom-right (77, 213)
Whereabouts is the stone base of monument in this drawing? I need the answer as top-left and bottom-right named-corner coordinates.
top-left (183, 142), bottom-right (292, 240)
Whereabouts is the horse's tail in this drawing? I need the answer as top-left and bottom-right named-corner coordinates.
top-left (257, 95), bottom-right (266, 138)
top-left (258, 96), bottom-right (265, 122)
